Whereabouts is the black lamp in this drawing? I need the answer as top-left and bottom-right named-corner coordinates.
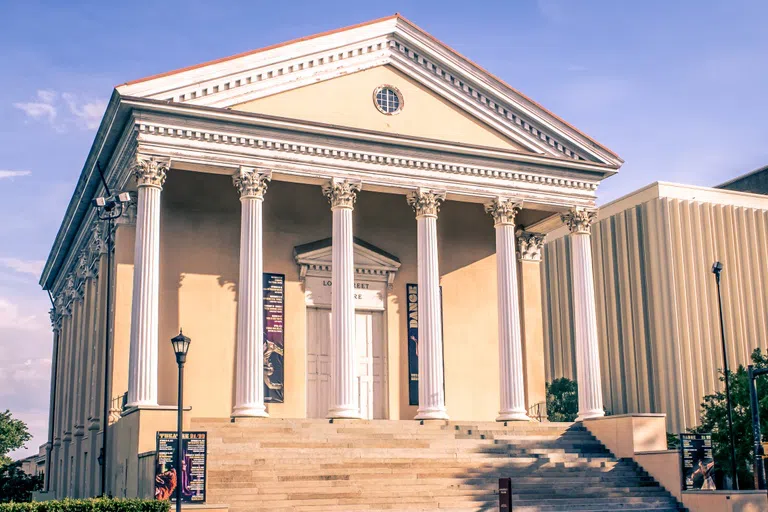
top-left (171, 329), bottom-right (190, 512)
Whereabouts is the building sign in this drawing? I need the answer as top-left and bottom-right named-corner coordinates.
top-left (406, 283), bottom-right (444, 406)
top-left (679, 432), bottom-right (715, 490)
top-left (155, 431), bottom-right (207, 503)
top-left (264, 273), bottom-right (285, 403)
top-left (303, 276), bottom-right (386, 310)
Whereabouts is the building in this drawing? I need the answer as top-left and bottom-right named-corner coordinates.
top-left (39, 15), bottom-right (626, 500)
top-left (717, 164), bottom-right (768, 195)
top-left (540, 181), bottom-right (768, 432)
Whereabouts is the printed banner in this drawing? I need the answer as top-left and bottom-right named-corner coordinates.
top-left (263, 273), bottom-right (285, 403)
top-left (155, 431), bottom-right (207, 503)
top-left (679, 432), bottom-right (715, 490)
top-left (406, 283), bottom-right (444, 406)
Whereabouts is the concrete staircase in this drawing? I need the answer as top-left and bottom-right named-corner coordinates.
top-left (193, 418), bottom-right (684, 512)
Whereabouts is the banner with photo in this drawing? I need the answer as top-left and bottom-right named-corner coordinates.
top-left (155, 431), bottom-right (207, 503)
top-left (406, 283), bottom-right (444, 406)
top-left (679, 432), bottom-right (716, 490)
top-left (263, 273), bottom-right (285, 403)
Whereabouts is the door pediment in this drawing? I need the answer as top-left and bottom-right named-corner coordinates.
top-left (294, 237), bottom-right (401, 284)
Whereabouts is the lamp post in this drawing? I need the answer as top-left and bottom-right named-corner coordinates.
top-left (712, 261), bottom-right (739, 490)
top-left (171, 330), bottom-right (191, 512)
top-left (91, 180), bottom-right (132, 496)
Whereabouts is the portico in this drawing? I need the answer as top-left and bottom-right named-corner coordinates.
top-left (39, 14), bottom-right (621, 499)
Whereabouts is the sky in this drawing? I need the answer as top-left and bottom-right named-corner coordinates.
top-left (2, 0), bottom-right (768, 459)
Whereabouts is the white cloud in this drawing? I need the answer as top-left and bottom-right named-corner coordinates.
top-left (62, 93), bottom-right (106, 130)
top-left (0, 170), bottom-right (31, 179)
top-left (0, 258), bottom-right (45, 276)
top-left (13, 89), bottom-right (106, 131)
top-left (0, 297), bottom-right (46, 331)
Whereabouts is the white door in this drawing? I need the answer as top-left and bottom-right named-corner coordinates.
top-left (307, 308), bottom-right (386, 419)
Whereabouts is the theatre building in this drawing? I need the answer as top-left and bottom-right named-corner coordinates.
top-left (38, 14), bottom-right (693, 511)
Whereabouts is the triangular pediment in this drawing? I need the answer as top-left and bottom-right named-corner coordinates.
top-left (294, 237), bottom-right (401, 283)
top-left (116, 15), bottom-right (622, 167)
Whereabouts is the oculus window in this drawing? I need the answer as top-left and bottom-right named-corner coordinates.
top-left (373, 85), bottom-right (403, 115)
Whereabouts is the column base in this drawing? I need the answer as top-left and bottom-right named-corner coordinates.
top-left (415, 407), bottom-right (449, 421)
top-left (327, 406), bottom-right (361, 419)
top-left (496, 410), bottom-right (530, 422)
top-left (231, 405), bottom-right (269, 418)
top-left (126, 399), bottom-right (158, 409)
top-left (577, 409), bottom-right (605, 421)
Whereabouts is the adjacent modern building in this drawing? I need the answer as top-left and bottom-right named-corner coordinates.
top-left (540, 180), bottom-right (768, 432)
top-left (38, 15), bottom-right (626, 499)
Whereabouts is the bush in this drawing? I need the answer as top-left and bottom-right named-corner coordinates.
top-left (546, 377), bottom-right (579, 422)
top-left (0, 498), bottom-right (169, 512)
top-left (0, 462), bottom-right (42, 503)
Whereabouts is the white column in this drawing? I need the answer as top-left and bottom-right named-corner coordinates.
top-left (127, 155), bottom-right (168, 408)
top-left (322, 178), bottom-right (361, 419)
top-left (561, 207), bottom-right (605, 420)
top-left (232, 167), bottom-right (272, 417)
top-left (407, 189), bottom-right (449, 420)
top-left (485, 199), bottom-right (529, 422)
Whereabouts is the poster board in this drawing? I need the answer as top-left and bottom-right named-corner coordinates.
top-left (679, 432), bottom-right (715, 490)
top-left (263, 273), bottom-right (285, 403)
top-left (155, 431), bottom-right (207, 503)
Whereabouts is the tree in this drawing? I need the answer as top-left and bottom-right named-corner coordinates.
top-left (692, 348), bottom-right (768, 490)
top-left (0, 410), bottom-right (31, 467)
top-left (546, 377), bottom-right (579, 422)
top-left (0, 463), bottom-right (42, 503)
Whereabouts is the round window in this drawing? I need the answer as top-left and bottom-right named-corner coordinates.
top-left (373, 85), bottom-right (403, 115)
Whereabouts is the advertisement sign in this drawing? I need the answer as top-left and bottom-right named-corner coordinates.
top-left (406, 283), bottom-right (444, 406)
top-left (679, 432), bottom-right (716, 490)
top-left (155, 431), bottom-right (207, 503)
top-left (263, 273), bottom-right (285, 403)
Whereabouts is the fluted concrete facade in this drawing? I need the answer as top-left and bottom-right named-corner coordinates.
top-left (542, 182), bottom-right (768, 431)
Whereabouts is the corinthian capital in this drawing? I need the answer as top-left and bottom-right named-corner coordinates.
top-left (407, 188), bottom-right (446, 218)
top-left (516, 231), bottom-right (546, 262)
top-left (322, 178), bottom-right (361, 209)
top-left (233, 167), bottom-right (271, 199)
top-left (49, 308), bottom-right (62, 333)
top-left (561, 207), bottom-right (597, 235)
top-left (133, 155), bottom-right (169, 189)
top-left (484, 198), bottom-right (521, 226)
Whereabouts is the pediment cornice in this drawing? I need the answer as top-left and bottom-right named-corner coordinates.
top-left (116, 16), bottom-right (622, 167)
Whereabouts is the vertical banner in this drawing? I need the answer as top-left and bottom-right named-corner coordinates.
top-left (154, 431), bottom-right (207, 503)
top-left (406, 284), bottom-right (419, 405)
top-left (679, 432), bottom-right (716, 490)
top-left (263, 273), bottom-right (285, 403)
top-left (406, 283), bottom-right (444, 406)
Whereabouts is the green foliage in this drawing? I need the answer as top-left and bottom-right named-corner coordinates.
top-left (0, 463), bottom-right (42, 503)
top-left (0, 499), bottom-right (169, 511)
top-left (666, 432), bottom-right (680, 450)
top-left (691, 348), bottom-right (768, 490)
top-left (0, 412), bottom-right (31, 467)
top-left (546, 377), bottom-right (579, 422)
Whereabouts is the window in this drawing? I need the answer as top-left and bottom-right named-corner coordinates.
top-left (373, 86), bottom-right (403, 115)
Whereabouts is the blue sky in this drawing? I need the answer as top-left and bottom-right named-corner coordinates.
top-left (2, 0), bottom-right (768, 458)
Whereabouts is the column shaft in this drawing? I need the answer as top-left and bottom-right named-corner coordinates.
top-left (562, 208), bottom-right (605, 420)
top-left (409, 189), bottom-right (448, 421)
top-left (127, 156), bottom-right (168, 407)
top-left (323, 179), bottom-right (361, 419)
top-left (232, 168), bottom-right (270, 417)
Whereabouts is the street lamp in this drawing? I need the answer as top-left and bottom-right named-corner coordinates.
top-left (171, 329), bottom-right (191, 512)
top-left (91, 168), bottom-right (132, 497)
top-left (712, 261), bottom-right (739, 490)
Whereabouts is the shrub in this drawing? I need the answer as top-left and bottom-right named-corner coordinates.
top-left (0, 498), bottom-right (169, 512)
top-left (546, 377), bottom-right (579, 422)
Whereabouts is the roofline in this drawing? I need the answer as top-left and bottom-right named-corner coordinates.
top-left (715, 163), bottom-right (768, 189)
top-left (119, 14), bottom-right (400, 87)
top-left (117, 14), bottom-right (620, 163)
top-left (393, 16), bottom-right (622, 162)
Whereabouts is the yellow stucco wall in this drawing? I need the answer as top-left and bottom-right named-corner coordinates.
top-left (231, 65), bottom-right (526, 152)
top-left (111, 169), bottom-right (509, 421)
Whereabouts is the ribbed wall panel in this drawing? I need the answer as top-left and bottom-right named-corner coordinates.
top-left (542, 196), bottom-right (768, 432)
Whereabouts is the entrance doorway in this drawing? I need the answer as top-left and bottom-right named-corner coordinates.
top-left (306, 307), bottom-right (386, 419)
